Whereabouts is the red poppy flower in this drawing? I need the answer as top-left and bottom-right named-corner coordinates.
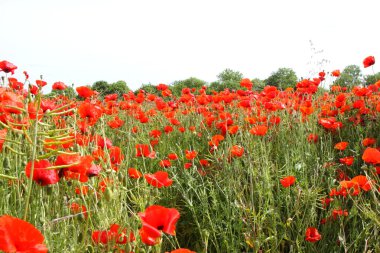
top-left (25, 159), bottom-right (60, 186)
top-left (0, 61), bottom-right (17, 74)
top-left (240, 78), bottom-right (253, 90)
top-left (339, 156), bottom-right (354, 166)
top-left (168, 153), bottom-right (178, 160)
top-left (36, 80), bottom-right (47, 88)
top-left (362, 138), bottom-right (376, 147)
top-left (363, 56), bottom-right (375, 68)
top-left (331, 70), bottom-right (340, 77)
top-left (351, 175), bottom-right (372, 191)
top-left (362, 147), bottom-right (380, 164)
top-left (109, 146), bottom-right (124, 165)
top-left (159, 159), bottom-right (171, 168)
top-left (70, 203), bottom-right (88, 219)
top-left (52, 81), bottom-right (67, 90)
top-left (107, 116), bottom-right (124, 129)
top-left (185, 150), bottom-right (197, 160)
top-left (0, 215), bottom-right (48, 252)
top-left (167, 249), bottom-right (196, 253)
top-left (136, 144), bottom-right (156, 158)
top-left (249, 125), bottom-right (268, 136)
top-left (138, 205), bottom-right (180, 246)
top-left (76, 86), bottom-right (94, 98)
top-left (307, 133), bottom-right (318, 143)
top-left (92, 224), bottom-right (135, 245)
top-left (280, 176), bottom-right (296, 188)
top-left (230, 145), bottom-right (244, 158)
top-left (334, 142), bottom-right (348, 151)
top-left (305, 227), bottom-right (321, 242)
top-left (0, 129), bottom-right (7, 151)
top-left (144, 171), bottom-right (173, 188)
top-left (55, 154), bottom-right (94, 182)
top-left (128, 168), bottom-right (143, 179)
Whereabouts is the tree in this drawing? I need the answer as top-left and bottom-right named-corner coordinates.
top-left (251, 78), bottom-right (266, 91)
top-left (364, 72), bottom-right (380, 86)
top-left (171, 77), bottom-right (206, 96)
top-left (208, 69), bottom-right (243, 92)
top-left (265, 68), bottom-right (298, 90)
top-left (92, 80), bottom-right (109, 95)
top-left (92, 80), bottom-right (130, 98)
top-left (45, 86), bottom-right (76, 99)
top-left (334, 65), bottom-right (363, 88)
top-left (135, 83), bottom-right (161, 96)
top-left (217, 68), bottom-right (243, 82)
top-left (106, 80), bottom-right (130, 97)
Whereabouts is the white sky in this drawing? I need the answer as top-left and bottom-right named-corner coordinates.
top-left (1, 0), bottom-right (379, 91)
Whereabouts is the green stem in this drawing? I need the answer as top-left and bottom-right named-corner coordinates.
top-left (0, 174), bottom-right (18, 180)
top-left (23, 92), bottom-right (42, 220)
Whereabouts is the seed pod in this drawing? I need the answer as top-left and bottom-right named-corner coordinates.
top-left (3, 157), bottom-right (11, 171)
top-left (104, 188), bottom-right (113, 201)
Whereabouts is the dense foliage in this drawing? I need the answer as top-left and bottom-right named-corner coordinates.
top-left (0, 57), bottom-right (379, 252)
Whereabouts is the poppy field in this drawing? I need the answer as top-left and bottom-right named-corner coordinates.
top-left (0, 57), bottom-right (380, 253)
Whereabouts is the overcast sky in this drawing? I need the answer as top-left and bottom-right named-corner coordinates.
top-left (1, 0), bottom-right (378, 91)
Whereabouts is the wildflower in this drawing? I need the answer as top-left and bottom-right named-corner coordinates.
top-left (144, 171), bottom-right (173, 188)
top-left (25, 160), bottom-right (60, 186)
top-left (52, 81), bottom-right (67, 90)
top-left (139, 205), bottom-right (180, 246)
top-left (92, 224), bottom-right (135, 245)
top-left (334, 142), bottom-right (348, 151)
top-left (305, 227), bottom-right (321, 242)
top-left (0, 61), bottom-right (17, 74)
top-left (128, 168), bottom-right (143, 179)
top-left (362, 147), bottom-right (380, 164)
top-left (280, 176), bottom-right (296, 188)
top-left (363, 56), bottom-right (375, 68)
top-left (0, 215), bottom-right (48, 252)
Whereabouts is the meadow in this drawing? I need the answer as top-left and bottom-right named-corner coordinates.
top-left (0, 57), bottom-right (379, 253)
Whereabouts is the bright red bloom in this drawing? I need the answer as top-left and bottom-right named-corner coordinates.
top-left (107, 116), bottom-right (124, 129)
top-left (249, 125), bottom-right (268, 136)
top-left (363, 56), bottom-right (375, 68)
top-left (136, 144), bottom-right (156, 158)
top-left (167, 249), bottom-right (196, 253)
top-left (76, 86), bottom-right (94, 98)
top-left (334, 142), bottom-right (348, 151)
top-left (35, 80), bottom-right (47, 88)
top-left (351, 175), bottom-right (372, 191)
top-left (339, 156), bottom-right (354, 166)
top-left (240, 78), bottom-right (253, 90)
top-left (0, 61), bottom-right (17, 74)
top-left (128, 168), bottom-right (143, 179)
top-left (0, 215), bottom-right (48, 252)
top-left (138, 205), bottom-right (180, 246)
top-left (70, 203), bottom-right (88, 219)
top-left (230, 145), bottom-right (244, 158)
top-left (331, 70), bottom-right (340, 77)
top-left (305, 227), bottom-right (321, 242)
top-left (108, 146), bottom-right (124, 165)
top-left (0, 129), bottom-right (7, 151)
top-left (362, 138), bottom-right (376, 147)
top-left (144, 171), bottom-right (173, 188)
top-left (55, 154), bottom-right (94, 182)
top-left (159, 159), bottom-right (171, 168)
top-left (185, 150), bottom-right (197, 160)
top-left (92, 224), bottom-right (135, 245)
top-left (362, 147), bottom-right (380, 164)
top-left (280, 176), bottom-right (296, 188)
top-left (52, 81), bottom-right (67, 90)
top-left (168, 153), bottom-right (178, 160)
top-left (307, 134), bottom-right (318, 143)
top-left (25, 159), bottom-right (60, 186)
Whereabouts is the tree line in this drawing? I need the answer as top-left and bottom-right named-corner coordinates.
top-left (46, 65), bottom-right (380, 99)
